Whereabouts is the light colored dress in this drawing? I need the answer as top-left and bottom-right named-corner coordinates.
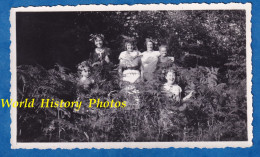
top-left (141, 51), bottom-right (160, 81)
top-left (162, 83), bottom-right (182, 102)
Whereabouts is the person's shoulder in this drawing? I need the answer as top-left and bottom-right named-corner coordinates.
top-left (154, 51), bottom-right (161, 56)
top-left (162, 83), bottom-right (169, 90)
top-left (119, 51), bottom-right (128, 59)
top-left (133, 50), bottom-right (140, 54)
top-left (132, 50), bottom-right (140, 58)
top-left (91, 49), bottom-right (98, 55)
top-left (173, 85), bottom-right (182, 91)
top-left (120, 51), bottom-right (127, 55)
top-left (141, 51), bottom-right (149, 56)
top-left (162, 83), bottom-right (168, 87)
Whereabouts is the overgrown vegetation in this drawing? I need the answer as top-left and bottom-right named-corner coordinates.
top-left (17, 10), bottom-right (247, 142)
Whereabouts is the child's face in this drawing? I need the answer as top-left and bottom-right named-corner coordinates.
top-left (159, 47), bottom-right (167, 57)
top-left (94, 37), bottom-right (103, 48)
top-left (146, 41), bottom-right (153, 51)
top-left (80, 66), bottom-right (91, 78)
top-left (126, 43), bottom-right (133, 52)
top-left (165, 71), bottom-right (176, 83)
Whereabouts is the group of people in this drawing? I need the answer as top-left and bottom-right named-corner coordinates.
top-left (76, 34), bottom-right (193, 111)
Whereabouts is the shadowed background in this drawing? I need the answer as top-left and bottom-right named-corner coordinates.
top-left (17, 11), bottom-right (246, 72)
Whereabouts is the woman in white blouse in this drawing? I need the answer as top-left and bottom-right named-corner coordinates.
top-left (141, 38), bottom-right (161, 81)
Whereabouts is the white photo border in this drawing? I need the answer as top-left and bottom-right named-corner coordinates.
top-left (10, 3), bottom-right (253, 149)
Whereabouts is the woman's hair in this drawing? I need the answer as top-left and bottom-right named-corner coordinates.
top-left (124, 40), bottom-right (135, 50)
top-left (145, 38), bottom-right (154, 45)
top-left (145, 38), bottom-right (158, 46)
top-left (163, 68), bottom-right (179, 83)
top-left (159, 45), bottom-right (167, 51)
top-left (121, 35), bottom-right (136, 51)
top-left (77, 61), bottom-right (91, 71)
top-left (165, 68), bottom-right (177, 76)
top-left (89, 34), bottom-right (105, 43)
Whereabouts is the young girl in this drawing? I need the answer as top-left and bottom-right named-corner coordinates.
top-left (162, 69), bottom-right (193, 104)
top-left (77, 61), bottom-right (95, 89)
top-left (89, 34), bottom-right (113, 80)
top-left (156, 45), bottom-right (176, 80)
top-left (89, 34), bottom-right (111, 66)
top-left (74, 61), bottom-right (94, 115)
top-left (158, 45), bottom-right (175, 63)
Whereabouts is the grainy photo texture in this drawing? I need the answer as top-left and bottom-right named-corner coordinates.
top-left (10, 4), bottom-right (252, 149)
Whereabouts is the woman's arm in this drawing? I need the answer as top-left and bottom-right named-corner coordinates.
top-left (105, 55), bottom-right (110, 63)
top-left (140, 64), bottom-right (144, 81)
top-left (118, 61), bottom-right (123, 78)
top-left (168, 56), bottom-right (175, 62)
top-left (105, 48), bottom-right (111, 63)
top-left (182, 90), bottom-right (194, 102)
top-left (118, 52), bottom-right (125, 78)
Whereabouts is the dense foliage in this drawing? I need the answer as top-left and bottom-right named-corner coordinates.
top-left (17, 10), bottom-right (247, 142)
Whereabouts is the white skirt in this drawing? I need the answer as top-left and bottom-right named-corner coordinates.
top-left (122, 69), bottom-right (141, 83)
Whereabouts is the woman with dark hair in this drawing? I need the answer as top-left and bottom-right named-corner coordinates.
top-left (89, 34), bottom-right (111, 66)
top-left (87, 34), bottom-right (114, 80)
top-left (162, 69), bottom-right (193, 103)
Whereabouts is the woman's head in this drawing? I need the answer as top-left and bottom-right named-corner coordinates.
top-left (94, 37), bottom-right (103, 48)
top-left (80, 66), bottom-right (91, 78)
top-left (159, 45), bottom-right (167, 57)
top-left (125, 41), bottom-right (134, 52)
top-left (145, 38), bottom-right (154, 51)
top-left (78, 61), bottom-right (91, 78)
top-left (165, 69), bottom-right (177, 84)
top-left (90, 34), bottom-right (105, 48)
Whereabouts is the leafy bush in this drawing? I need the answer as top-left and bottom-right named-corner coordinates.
top-left (17, 61), bottom-right (247, 142)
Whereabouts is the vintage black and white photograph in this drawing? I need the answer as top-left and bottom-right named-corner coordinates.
top-left (10, 4), bottom-right (252, 148)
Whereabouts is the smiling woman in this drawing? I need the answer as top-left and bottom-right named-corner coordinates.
top-left (141, 38), bottom-right (161, 81)
top-left (89, 34), bottom-right (111, 65)
top-left (118, 39), bottom-right (142, 83)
